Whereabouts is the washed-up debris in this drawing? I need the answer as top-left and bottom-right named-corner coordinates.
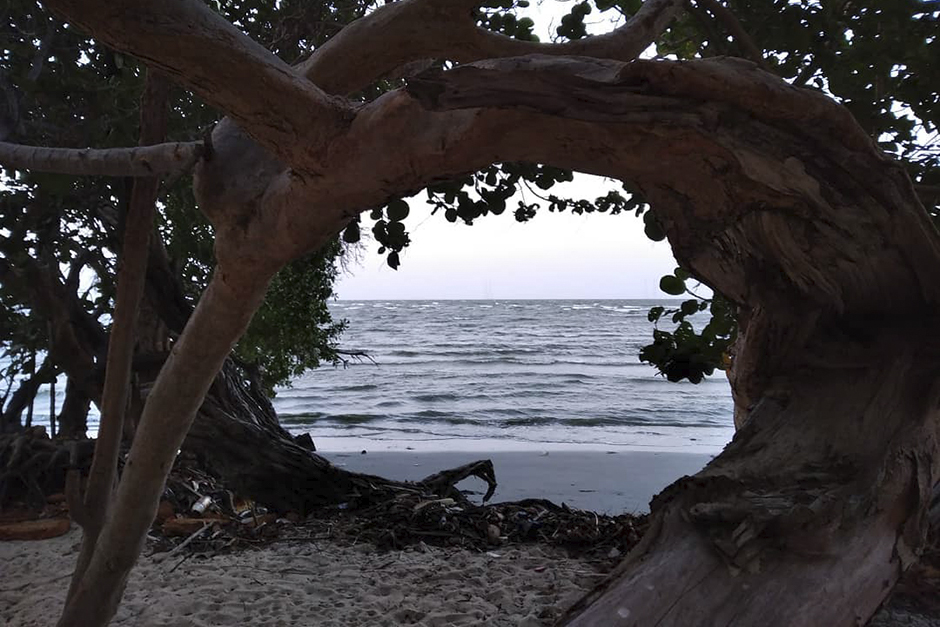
top-left (0, 517), bottom-right (70, 541)
top-left (142, 455), bottom-right (647, 562)
top-left (150, 464), bottom-right (649, 563)
top-left (321, 495), bottom-right (648, 559)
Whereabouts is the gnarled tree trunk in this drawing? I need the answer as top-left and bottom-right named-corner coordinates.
top-left (22, 0), bottom-right (940, 625)
top-left (562, 334), bottom-right (940, 626)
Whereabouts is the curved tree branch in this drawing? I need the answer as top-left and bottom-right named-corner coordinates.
top-left (0, 140), bottom-right (204, 177)
top-left (300, 0), bottom-right (686, 95)
top-left (42, 0), bottom-right (353, 171)
top-left (297, 55), bottom-right (940, 317)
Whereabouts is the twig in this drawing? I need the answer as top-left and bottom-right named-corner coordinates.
top-left (168, 552), bottom-right (193, 573)
top-left (693, 0), bottom-right (771, 71)
top-left (153, 522), bottom-right (210, 564)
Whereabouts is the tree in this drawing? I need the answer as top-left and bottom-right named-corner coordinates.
top-left (2, 0), bottom-right (938, 625)
top-left (0, 0), bottom-right (358, 507)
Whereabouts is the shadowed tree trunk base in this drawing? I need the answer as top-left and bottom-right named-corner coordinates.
top-left (156, 359), bottom-right (497, 513)
top-left (559, 328), bottom-right (940, 627)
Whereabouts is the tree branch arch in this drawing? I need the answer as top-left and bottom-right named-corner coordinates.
top-left (28, 0), bottom-right (940, 625)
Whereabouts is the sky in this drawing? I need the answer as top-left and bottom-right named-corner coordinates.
top-left (336, 176), bottom-right (679, 300)
top-left (336, 4), bottom-right (679, 300)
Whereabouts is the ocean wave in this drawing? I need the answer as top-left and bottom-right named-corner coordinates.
top-left (412, 393), bottom-right (461, 402)
top-left (293, 300), bottom-right (735, 449)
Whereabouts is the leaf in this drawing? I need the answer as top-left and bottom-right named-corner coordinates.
top-left (680, 299), bottom-right (699, 316)
top-left (659, 275), bottom-right (686, 296)
top-left (386, 199), bottom-right (410, 222)
top-left (341, 221), bottom-right (360, 243)
top-left (387, 251), bottom-right (400, 270)
top-left (643, 211), bottom-right (666, 242)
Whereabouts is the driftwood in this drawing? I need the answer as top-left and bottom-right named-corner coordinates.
top-left (418, 459), bottom-right (498, 504)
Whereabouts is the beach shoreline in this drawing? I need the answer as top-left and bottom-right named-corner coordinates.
top-left (321, 449), bottom-right (713, 514)
top-left (2, 446), bottom-right (935, 627)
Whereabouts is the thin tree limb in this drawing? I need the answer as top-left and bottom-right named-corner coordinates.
top-left (64, 71), bottom-right (169, 604)
top-left (300, 0), bottom-right (686, 96)
top-left (693, 0), bottom-right (770, 71)
top-left (0, 140), bottom-right (204, 177)
top-left (42, 0), bottom-right (353, 171)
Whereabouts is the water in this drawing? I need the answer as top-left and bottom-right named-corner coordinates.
top-left (7, 300), bottom-right (736, 454)
top-left (275, 300), bottom-right (735, 453)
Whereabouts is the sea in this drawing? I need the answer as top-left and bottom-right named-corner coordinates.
top-left (276, 300), bottom-right (735, 454)
top-left (9, 300), bottom-right (735, 454)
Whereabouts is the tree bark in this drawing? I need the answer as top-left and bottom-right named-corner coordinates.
top-left (560, 331), bottom-right (940, 626)
top-left (63, 71), bottom-right (168, 606)
top-left (57, 379), bottom-right (90, 439)
top-left (33, 1), bottom-right (940, 626)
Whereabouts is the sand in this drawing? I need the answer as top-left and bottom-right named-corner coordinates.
top-left (3, 448), bottom-right (933, 626)
top-left (5, 531), bottom-right (935, 627)
top-left (0, 528), bottom-right (601, 626)
top-left (3, 448), bottom-right (699, 626)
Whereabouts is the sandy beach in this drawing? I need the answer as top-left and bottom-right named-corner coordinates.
top-left (2, 449), bottom-right (934, 626)
top-left (0, 449), bottom-right (696, 626)
top-left (1, 528), bottom-right (604, 626)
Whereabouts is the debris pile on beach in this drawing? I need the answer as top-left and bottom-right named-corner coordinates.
top-left (147, 459), bottom-right (648, 565)
top-left (322, 495), bottom-right (647, 558)
top-left (4, 432), bottom-right (940, 627)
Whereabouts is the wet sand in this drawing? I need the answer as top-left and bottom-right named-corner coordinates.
top-left (323, 449), bottom-right (713, 513)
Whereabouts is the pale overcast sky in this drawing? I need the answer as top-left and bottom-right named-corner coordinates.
top-left (335, 4), bottom-right (679, 300)
top-left (336, 176), bottom-right (679, 300)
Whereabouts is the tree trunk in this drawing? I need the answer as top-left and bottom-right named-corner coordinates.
top-left (175, 358), bottom-right (366, 511)
top-left (181, 358), bottom-right (492, 512)
top-left (0, 357), bottom-right (55, 434)
top-left (561, 329), bottom-right (940, 625)
top-left (57, 379), bottom-right (90, 439)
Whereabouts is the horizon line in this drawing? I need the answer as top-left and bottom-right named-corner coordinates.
top-left (330, 297), bottom-right (681, 301)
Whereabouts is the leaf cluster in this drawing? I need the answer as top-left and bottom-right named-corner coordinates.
top-left (641, 274), bottom-right (736, 383)
top-left (474, 0), bottom-right (540, 42)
